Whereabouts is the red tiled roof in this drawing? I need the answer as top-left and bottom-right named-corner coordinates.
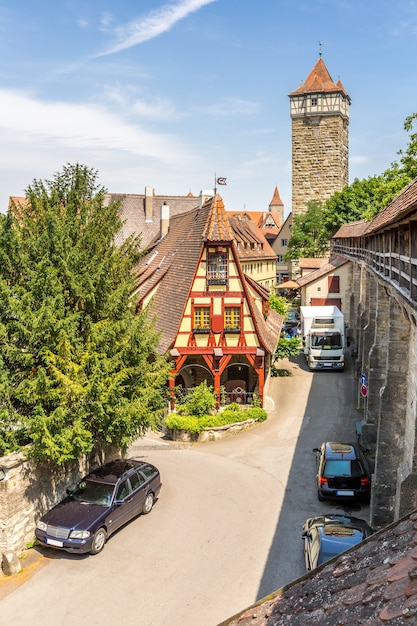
top-left (297, 256), bottom-right (349, 287)
top-left (243, 275), bottom-right (282, 355)
top-left (220, 508), bottom-right (417, 626)
top-left (228, 216), bottom-right (277, 261)
top-left (202, 194), bottom-right (234, 242)
top-left (229, 211), bottom-right (281, 234)
top-left (288, 57), bottom-right (350, 99)
top-left (332, 220), bottom-right (370, 238)
top-left (298, 258), bottom-right (330, 270)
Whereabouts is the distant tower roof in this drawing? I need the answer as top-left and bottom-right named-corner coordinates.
top-left (269, 185), bottom-right (284, 208)
top-left (289, 57), bottom-right (350, 100)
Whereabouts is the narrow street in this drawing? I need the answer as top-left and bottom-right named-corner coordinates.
top-left (0, 352), bottom-right (368, 626)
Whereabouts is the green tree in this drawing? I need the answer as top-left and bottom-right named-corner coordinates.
top-left (285, 200), bottom-right (330, 260)
top-left (398, 113), bottom-right (417, 180)
top-left (0, 163), bottom-right (170, 463)
top-left (269, 294), bottom-right (287, 317)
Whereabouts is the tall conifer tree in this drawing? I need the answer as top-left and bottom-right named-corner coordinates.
top-left (0, 164), bottom-right (170, 463)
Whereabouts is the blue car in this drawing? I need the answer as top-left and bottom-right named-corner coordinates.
top-left (302, 513), bottom-right (373, 570)
top-left (35, 458), bottom-right (162, 555)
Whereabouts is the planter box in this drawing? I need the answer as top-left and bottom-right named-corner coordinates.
top-left (167, 419), bottom-right (257, 443)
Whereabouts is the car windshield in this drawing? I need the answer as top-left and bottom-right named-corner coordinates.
top-left (324, 459), bottom-right (365, 477)
top-left (71, 480), bottom-right (115, 505)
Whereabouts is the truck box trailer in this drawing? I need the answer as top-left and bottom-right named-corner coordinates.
top-left (300, 305), bottom-right (345, 371)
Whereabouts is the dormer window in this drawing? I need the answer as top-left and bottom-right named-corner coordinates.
top-left (207, 249), bottom-right (228, 285)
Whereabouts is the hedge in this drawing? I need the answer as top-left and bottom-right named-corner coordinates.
top-left (164, 405), bottom-right (267, 434)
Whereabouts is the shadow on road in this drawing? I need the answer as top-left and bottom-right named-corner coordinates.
top-left (256, 351), bottom-right (370, 600)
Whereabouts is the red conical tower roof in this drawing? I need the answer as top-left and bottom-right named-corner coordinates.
top-left (289, 58), bottom-right (349, 98)
top-left (269, 185), bottom-right (284, 207)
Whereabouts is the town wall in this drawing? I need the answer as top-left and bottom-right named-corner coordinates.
top-left (349, 263), bottom-right (417, 529)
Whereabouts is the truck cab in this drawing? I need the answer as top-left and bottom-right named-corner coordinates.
top-left (301, 306), bottom-right (345, 371)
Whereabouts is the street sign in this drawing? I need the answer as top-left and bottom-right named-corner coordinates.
top-left (360, 385), bottom-right (368, 398)
top-left (361, 373), bottom-right (367, 386)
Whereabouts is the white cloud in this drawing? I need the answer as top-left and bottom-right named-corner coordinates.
top-left (0, 89), bottom-right (185, 162)
top-left (350, 155), bottom-right (369, 165)
top-left (193, 97), bottom-right (259, 117)
top-left (95, 0), bottom-right (218, 57)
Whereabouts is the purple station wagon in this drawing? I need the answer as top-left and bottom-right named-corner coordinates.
top-left (35, 458), bottom-right (162, 555)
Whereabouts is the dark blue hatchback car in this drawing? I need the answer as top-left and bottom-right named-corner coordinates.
top-left (35, 458), bottom-right (162, 555)
top-left (314, 442), bottom-right (371, 502)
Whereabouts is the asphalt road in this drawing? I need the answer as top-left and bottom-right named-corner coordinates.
top-left (0, 352), bottom-right (369, 626)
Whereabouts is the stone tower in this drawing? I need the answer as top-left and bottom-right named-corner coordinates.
top-left (288, 57), bottom-right (350, 216)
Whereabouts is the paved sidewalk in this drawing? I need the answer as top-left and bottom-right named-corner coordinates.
top-left (0, 547), bottom-right (48, 601)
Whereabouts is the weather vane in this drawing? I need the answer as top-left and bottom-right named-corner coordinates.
top-left (318, 41), bottom-right (324, 58)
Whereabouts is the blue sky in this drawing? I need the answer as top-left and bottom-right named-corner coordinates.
top-left (1, 0), bottom-right (417, 216)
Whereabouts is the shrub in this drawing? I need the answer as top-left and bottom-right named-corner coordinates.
top-left (177, 381), bottom-right (216, 417)
top-left (245, 407), bottom-right (267, 422)
top-left (274, 337), bottom-right (302, 360)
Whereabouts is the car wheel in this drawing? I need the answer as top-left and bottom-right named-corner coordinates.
top-left (90, 527), bottom-right (107, 555)
top-left (142, 493), bottom-right (154, 515)
top-left (317, 489), bottom-right (324, 502)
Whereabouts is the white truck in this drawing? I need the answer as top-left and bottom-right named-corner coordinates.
top-left (300, 305), bottom-right (345, 371)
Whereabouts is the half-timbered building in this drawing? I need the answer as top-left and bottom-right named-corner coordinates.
top-left (134, 194), bottom-right (282, 408)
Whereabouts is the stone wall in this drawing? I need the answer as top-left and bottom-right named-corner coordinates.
top-left (0, 446), bottom-right (119, 561)
top-left (350, 262), bottom-right (417, 529)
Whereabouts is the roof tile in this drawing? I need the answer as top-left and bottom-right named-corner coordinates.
top-left (288, 57), bottom-right (350, 99)
top-left (219, 509), bottom-right (417, 626)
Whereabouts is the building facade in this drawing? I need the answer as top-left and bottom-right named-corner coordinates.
top-left (135, 194), bottom-right (282, 408)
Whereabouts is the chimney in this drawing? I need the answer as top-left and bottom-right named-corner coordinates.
top-left (160, 202), bottom-right (170, 238)
top-left (199, 189), bottom-right (214, 208)
top-left (145, 186), bottom-right (154, 222)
